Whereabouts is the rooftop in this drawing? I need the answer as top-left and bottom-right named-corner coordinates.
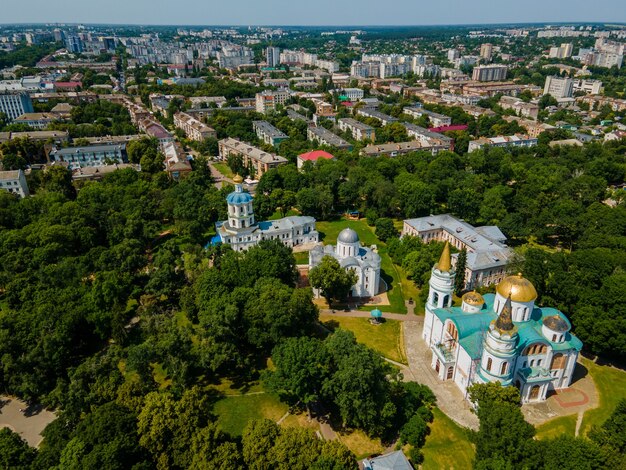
top-left (298, 150), bottom-right (335, 161)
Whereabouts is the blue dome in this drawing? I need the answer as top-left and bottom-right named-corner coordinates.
top-left (227, 191), bottom-right (253, 204)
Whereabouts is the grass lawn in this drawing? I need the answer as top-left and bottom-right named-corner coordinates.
top-left (268, 209), bottom-right (300, 220)
top-left (316, 219), bottom-right (410, 314)
top-left (535, 415), bottom-right (577, 440)
top-left (294, 251), bottom-right (309, 264)
top-left (212, 162), bottom-right (234, 179)
top-left (338, 429), bottom-right (384, 460)
top-left (320, 315), bottom-right (407, 364)
top-left (536, 356), bottom-right (626, 439)
top-left (421, 407), bottom-right (475, 470)
top-left (213, 392), bottom-right (288, 437)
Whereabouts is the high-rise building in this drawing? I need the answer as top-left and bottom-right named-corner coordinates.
top-left (0, 92), bottom-right (34, 121)
top-left (472, 65), bottom-right (507, 82)
top-left (266, 46), bottom-right (280, 67)
top-left (549, 43), bottom-right (574, 59)
top-left (480, 43), bottom-right (493, 61)
top-left (447, 49), bottom-right (460, 62)
top-left (65, 35), bottom-right (83, 53)
top-left (544, 76), bottom-right (574, 98)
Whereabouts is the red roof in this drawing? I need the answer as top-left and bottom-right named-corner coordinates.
top-left (298, 150), bottom-right (335, 162)
top-left (55, 81), bottom-right (82, 88)
top-left (428, 124), bottom-right (468, 133)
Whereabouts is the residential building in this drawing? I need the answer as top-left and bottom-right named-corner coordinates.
top-left (0, 130), bottom-right (69, 144)
top-left (468, 134), bottom-right (538, 152)
top-left (422, 255), bottom-right (582, 403)
top-left (403, 107), bottom-right (452, 127)
top-left (544, 76), bottom-right (574, 98)
top-left (296, 150), bottom-right (335, 169)
top-left (499, 96), bottom-right (540, 120)
top-left (309, 228), bottom-right (381, 298)
top-left (163, 141), bottom-right (192, 180)
top-left (13, 112), bottom-right (58, 130)
top-left (307, 126), bottom-right (352, 150)
top-left (173, 112), bottom-right (216, 141)
top-left (401, 123), bottom-right (454, 151)
top-left (255, 90), bottom-right (290, 114)
top-left (361, 139), bottom-right (449, 157)
top-left (480, 43), bottom-right (493, 61)
top-left (0, 92), bottom-right (34, 121)
top-left (218, 138), bottom-right (288, 178)
top-left (66, 35), bottom-right (83, 53)
top-left (266, 46), bottom-right (280, 67)
top-left (0, 169), bottom-right (29, 198)
top-left (337, 88), bottom-right (364, 101)
top-left (138, 118), bottom-right (174, 146)
top-left (252, 120), bottom-right (289, 146)
top-left (49, 143), bottom-right (127, 169)
top-left (363, 451), bottom-right (413, 470)
top-left (188, 96), bottom-right (227, 108)
top-left (356, 108), bottom-right (398, 126)
top-left (548, 43), bottom-right (574, 59)
top-left (338, 118), bottom-right (376, 141)
top-left (572, 79), bottom-right (603, 95)
top-left (472, 65), bottom-right (508, 82)
top-left (402, 214), bottom-right (514, 290)
top-left (448, 49), bottom-right (460, 62)
top-left (212, 175), bottom-right (318, 251)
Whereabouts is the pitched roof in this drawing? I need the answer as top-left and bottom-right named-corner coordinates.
top-left (297, 150), bottom-right (335, 161)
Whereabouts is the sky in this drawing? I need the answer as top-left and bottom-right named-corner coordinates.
top-left (2, 0), bottom-right (626, 26)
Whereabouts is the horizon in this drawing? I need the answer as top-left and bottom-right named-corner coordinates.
top-left (3, 0), bottom-right (626, 27)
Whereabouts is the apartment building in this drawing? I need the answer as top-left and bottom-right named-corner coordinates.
top-left (0, 169), bottom-right (29, 198)
top-left (13, 112), bottom-right (59, 130)
top-left (499, 96), bottom-right (540, 120)
top-left (255, 90), bottom-right (290, 114)
top-left (544, 76), bottom-right (574, 98)
top-left (252, 120), bottom-right (289, 146)
top-left (338, 118), bottom-right (376, 141)
top-left (218, 138), bottom-right (288, 178)
top-left (49, 144), bottom-right (127, 169)
top-left (468, 134), bottom-right (538, 152)
top-left (573, 79), bottom-right (603, 95)
top-left (163, 141), bottom-right (192, 181)
top-left (548, 43), bottom-right (574, 59)
top-left (307, 126), bottom-right (352, 150)
top-left (403, 107), bottom-right (452, 127)
top-left (472, 65), bottom-right (508, 82)
top-left (337, 88), bottom-right (364, 101)
top-left (361, 140), bottom-right (449, 157)
top-left (0, 92), bottom-right (34, 121)
top-left (356, 108), bottom-right (398, 126)
top-left (173, 112), bottom-right (216, 141)
top-left (480, 43), bottom-right (493, 61)
top-left (266, 46), bottom-right (280, 67)
top-left (401, 123), bottom-right (454, 151)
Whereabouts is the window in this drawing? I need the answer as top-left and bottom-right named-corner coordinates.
top-left (486, 358), bottom-right (492, 372)
top-left (552, 334), bottom-right (557, 342)
top-left (447, 366), bottom-right (454, 380)
top-left (551, 353), bottom-right (566, 370)
top-left (500, 362), bottom-right (508, 375)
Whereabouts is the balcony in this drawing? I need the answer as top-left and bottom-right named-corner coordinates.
top-left (435, 342), bottom-right (456, 362)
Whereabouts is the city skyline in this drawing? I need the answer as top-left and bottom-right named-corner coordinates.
top-left (2, 0), bottom-right (626, 26)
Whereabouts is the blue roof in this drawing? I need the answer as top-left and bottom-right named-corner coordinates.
top-left (432, 293), bottom-right (583, 355)
top-left (226, 191), bottom-right (253, 204)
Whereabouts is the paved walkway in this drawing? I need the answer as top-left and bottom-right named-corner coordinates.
top-left (319, 309), bottom-right (420, 322)
top-left (403, 317), bottom-right (480, 430)
top-left (0, 396), bottom-right (56, 447)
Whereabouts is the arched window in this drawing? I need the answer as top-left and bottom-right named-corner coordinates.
top-left (530, 385), bottom-right (540, 400)
top-left (552, 334), bottom-right (557, 342)
top-left (500, 362), bottom-right (508, 375)
top-left (523, 343), bottom-right (547, 356)
top-left (443, 294), bottom-right (450, 307)
top-left (447, 366), bottom-right (454, 380)
top-left (433, 292), bottom-right (439, 305)
top-left (551, 353), bottom-right (566, 370)
top-left (446, 322), bottom-right (458, 342)
top-left (486, 358), bottom-right (492, 372)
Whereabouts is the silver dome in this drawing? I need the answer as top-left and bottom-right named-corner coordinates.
top-left (337, 228), bottom-right (359, 244)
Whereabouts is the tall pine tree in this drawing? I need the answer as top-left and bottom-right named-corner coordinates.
top-left (454, 248), bottom-right (467, 295)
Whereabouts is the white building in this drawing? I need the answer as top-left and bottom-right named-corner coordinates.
top-left (472, 65), bottom-right (508, 82)
top-left (0, 92), bottom-right (34, 121)
top-left (468, 134), bottom-right (538, 152)
top-left (213, 175), bottom-right (318, 251)
top-left (266, 46), bottom-right (280, 67)
top-left (422, 247), bottom-right (583, 404)
top-left (255, 90), bottom-right (290, 114)
top-left (402, 214), bottom-right (514, 290)
top-left (544, 76), bottom-right (574, 98)
top-left (0, 169), bottom-right (29, 198)
top-left (338, 118), bottom-right (376, 141)
top-left (309, 228), bottom-right (381, 298)
top-left (337, 88), bottom-right (364, 101)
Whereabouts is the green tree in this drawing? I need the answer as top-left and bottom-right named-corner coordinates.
top-left (309, 256), bottom-right (357, 306)
top-left (455, 248), bottom-right (467, 295)
top-left (375, 217), bottom-right (399, 242)
top-left (0, 428), bottom-right (36, 469)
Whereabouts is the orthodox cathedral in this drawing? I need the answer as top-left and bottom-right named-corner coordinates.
top-left (213, 175), bottom-right (319, 251)
top-left (309, 228), bottom-right (382, 298)
top-left (422, 243), bottom-right (583, 403)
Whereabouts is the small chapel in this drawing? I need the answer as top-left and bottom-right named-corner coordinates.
top-left (422, 243), bottom-right (583, 403)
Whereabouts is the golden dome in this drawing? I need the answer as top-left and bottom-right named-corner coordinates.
top-left (462, 291), bottom-right (485, 307)
top-left (496, 274), bottom-right (538, 303)
top-left (436, 241), bottom-right (452, 272)
top-left (233, 174), bottom-right (243, 184)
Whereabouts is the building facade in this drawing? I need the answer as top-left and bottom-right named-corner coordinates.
top-left (252, 120), bottom-right (289, 146)
top-left (544, 76), bottom-right (574, 98)
top-left (218, 137), bottom-right (287, 178)
top-left (472, 65), bottom-right (508, 82)
top-left (338, 118), bottom-right (376, 141)
top-left (422, 250), bottom-right (583, 404)
top-left (255, 90), bottom-right (290, 114)
top-left (468, 134), bottom-right (538, 152)
top-left (173, 112), bottom-right (216, 141)
top-left (309, 228), bottom-right (381, 298)
top-left (49, 144), bottom-right (127, 169)
top-left (214, 175), bottom-right (318, 251)
top-left (0, 92), bottom-right (34, 121)
top-left (0, 169), bottom-right (29, 198)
